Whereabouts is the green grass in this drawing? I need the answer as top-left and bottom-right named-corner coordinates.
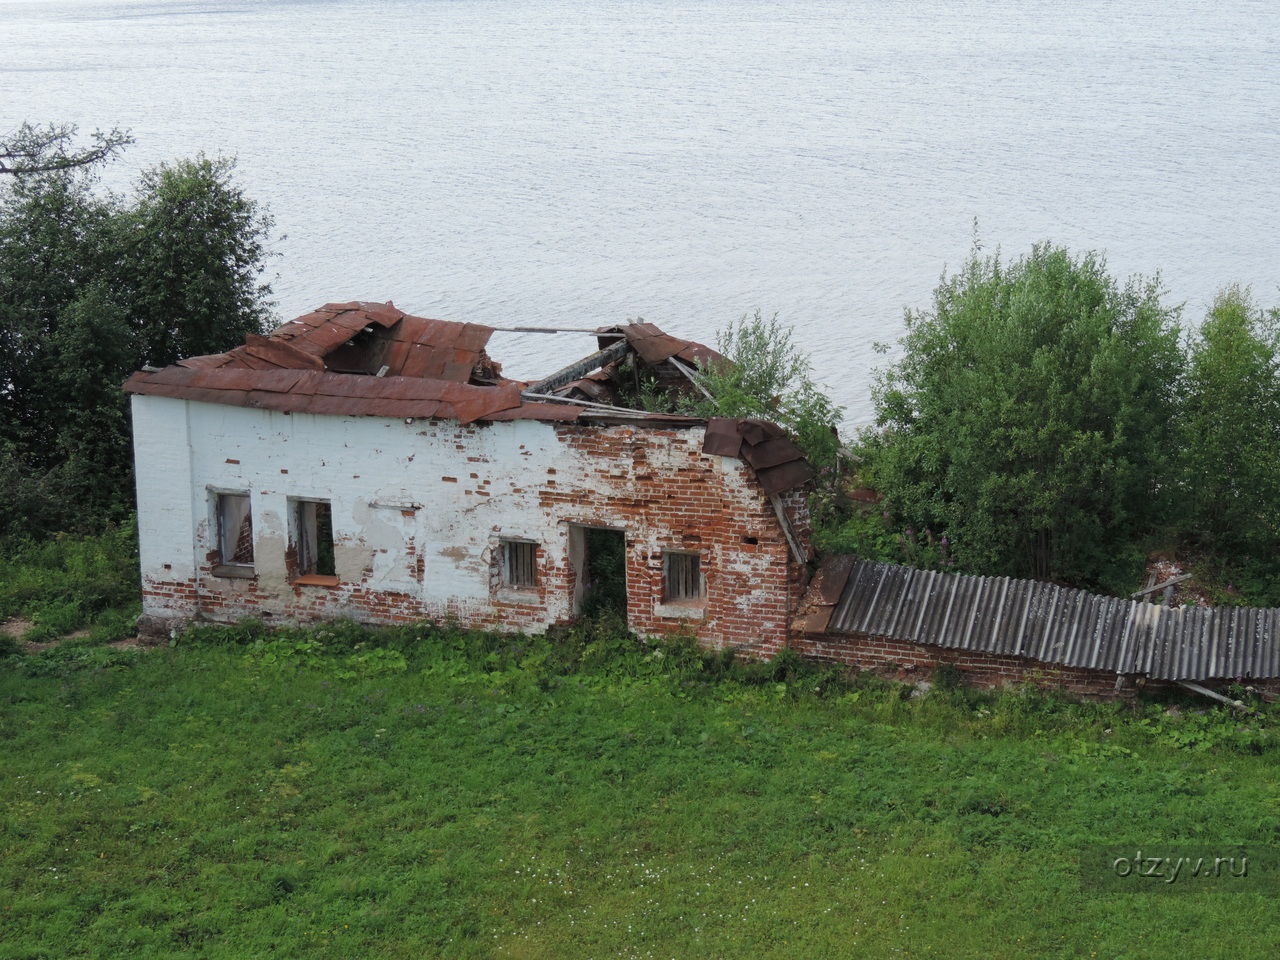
top-left (0, 519), bottom-right (141, 647)
top-left (2, 620), bottom-right (1279, 959)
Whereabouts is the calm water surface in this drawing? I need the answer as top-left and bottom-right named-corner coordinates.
top-left (4, 0), bottom-right (1278, 424)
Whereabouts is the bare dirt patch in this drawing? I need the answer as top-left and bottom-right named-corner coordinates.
top-left (3, 617), bottom-right (145, 652)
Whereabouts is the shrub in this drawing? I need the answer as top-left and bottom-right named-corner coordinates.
top-left (863, 242), bottom-right (1182, 587)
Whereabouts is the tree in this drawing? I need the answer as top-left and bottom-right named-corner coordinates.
top-left (863, 243), bottom-right (1183, 586)
top-left (685, 310), bottom-right (844, 471)
top-left (122, 156), bottom-right (274, 367)
top-left (0, 138), bottom-right (273, 545)
top-left (0, 122), bottom-right (133, 176)
top-left (1178, 286), bottom-right (1280, 564)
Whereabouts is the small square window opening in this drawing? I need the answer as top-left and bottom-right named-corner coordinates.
top-left (663, 552), bottom-right (702, 603)
top-left (217, 493), bottom-right (254, 567)
top-left (501, 539), bottom-right (538, 589)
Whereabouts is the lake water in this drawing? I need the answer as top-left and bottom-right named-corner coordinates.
top-left (4, 0), bottom-right (1278, 425)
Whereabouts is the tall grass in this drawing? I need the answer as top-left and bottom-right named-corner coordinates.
top-left (2, 617), bottom-right (1277, 958)
top-left (0, 518), bottom-right (140, 646)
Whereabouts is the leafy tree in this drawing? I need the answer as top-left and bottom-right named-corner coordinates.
top-left (1177, 287), bottom-right (1280, 597)
top-left (0, 122), bottom-right (133, 176)
top-left (685, 310), bottom-right (844, 471)
top-left (863, 243), bottom-right (1183, 586)
top-left (0, 136), bottom-right (274, 546)
top-left (122, 156), bottom-right (275, 367)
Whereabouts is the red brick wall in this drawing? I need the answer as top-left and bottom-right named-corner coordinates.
top-left (533, 423), bottom-right (805, 658)
top-left (140, 419), bottom-right (807, 658)
top-left (790, 630), bottom-right (1280, 701)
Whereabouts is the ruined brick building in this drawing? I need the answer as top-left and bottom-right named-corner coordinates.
top-left (126, 300), bottom-right (1280, 701)
top-left (125, 302), bottom-right (813, 657)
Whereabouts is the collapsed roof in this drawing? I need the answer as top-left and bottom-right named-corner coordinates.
top-left (796, 557), bottom-right (1280, 682)
top-left (124, 301), bottom-right (814, 493)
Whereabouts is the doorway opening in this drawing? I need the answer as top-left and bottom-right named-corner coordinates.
top-left (570, 526), bottom-right (628, 622)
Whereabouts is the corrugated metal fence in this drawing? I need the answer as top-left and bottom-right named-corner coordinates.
top-left (824, 560), bottom-right (1280, 681)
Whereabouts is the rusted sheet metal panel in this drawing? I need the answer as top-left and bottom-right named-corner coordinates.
top-left (456, 323), bottom-right (494, 354)
top-left (439, 360), bottom-right (473, 382)
top-left (244, 333), bottom-right (326, 370)
top-left (451, 384), bottom-right (523, 425)
top-left (176, 353), bottom-right (231, 369)
top-left (142, 366), bottom-right (201, 386)
top-left (189, 368), bottom-right (307, 393)
top-left (297, 395), bottom-right (376, 417)
top-left (675, 342), bottom-right (723, 368)
top-left (702, 419), bottom-right (744, 457)
top-left (754, 461), bottom-right (815, 497)
top-left (360, 398), bottom-right (444, 419)
top-left (364, 303), bottom-right (406, 327)
top-left (315, 375), bottom-right (449, 401)
top-left (399, 341), bottom-right (439, 379)
top-left (329, 309), bottom-right (377, 331)
top-left (379, 339), bottom-right (414, 376)
top-left (700, 418), bottom-right (815, 494)
top-left (809, 555), bottom-right (857, 607)
top-left (819, 559), bottom-right (1280, 681)
top-left (242, 391), bottom-right (317, 414)
top-left (123, 371), bottom-right (180, 392)
top-left (746, 437), bottom-right (804, 469)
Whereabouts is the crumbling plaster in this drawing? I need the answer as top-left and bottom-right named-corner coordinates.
top-left (132, 395), bottom-right (804, 654)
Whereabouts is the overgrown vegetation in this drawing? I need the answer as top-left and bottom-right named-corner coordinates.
top-left (0, 519), bottom-right (140, 649)
top-left (0, 125), bottom-right (274, 549)
top-left (855, 243), bottom-right (1182, 589)
top-left (837, 242), bottom-right (1280, 602)
top-left (682, 310), bottom-right (844, 473)
top-left (1175, 286), bottom-right (1280, 604)
top-left (3, 619), bottom-right (1279, 958)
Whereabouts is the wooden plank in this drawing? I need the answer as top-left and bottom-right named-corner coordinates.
top-left (668, 357), bottom-right (714, 399)
top-left (523, 339), bottom-right (631, 395)
top-left (1176, 680), bottom-right (1254, 713)
top-left (768, 493), bottom-right (808, 564)
top-left (1131, 574), bottom-right (1193, 599)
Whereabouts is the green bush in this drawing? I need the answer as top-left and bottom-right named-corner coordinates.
top-left (863, 242), bottom-right (1183, 587)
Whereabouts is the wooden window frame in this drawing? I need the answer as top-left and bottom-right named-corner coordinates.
top-left (662, 551), bottom-right (703, 604)
top-left (213, 492), bottom-right (255, 578)
top-left (290, 498), bottom-right (338, 586)
top-left (500, 539), bottom-right (539, 590)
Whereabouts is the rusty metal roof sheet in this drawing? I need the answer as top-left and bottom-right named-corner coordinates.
top-left (701, 418), bottom-right (815, 495)
top-left (123, 302), bottom-right (580, 424)
top-left (595, 322), bottom-right (725, 370)
top-left (124, 305), bottom-right (817, 486)
top-left (802, 559), bottom-right (1280, 681)
top-left (172, 302), bottom-right (492, 382)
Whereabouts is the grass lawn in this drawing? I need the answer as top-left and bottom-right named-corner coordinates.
top-left (2, 618), bottom-right (1279, 959)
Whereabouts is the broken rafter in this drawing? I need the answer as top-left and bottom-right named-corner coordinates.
top-left (768, 493), bottom-right (808, 565)
top-left (523, 339), bottom-right (631, 396)
top-left (519, 391), bottom-right (653, 418)
top-left (668, 357), bottom-right (714, 401)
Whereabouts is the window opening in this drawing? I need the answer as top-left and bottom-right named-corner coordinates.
top-left (501, 539), bottom-right (538, 589)
top-left (217, 493), bottom-right (254, 567)
top-left (663, 552), bottom-right (702, 603)
top-left (294, 499), bottom-right (336, 578)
